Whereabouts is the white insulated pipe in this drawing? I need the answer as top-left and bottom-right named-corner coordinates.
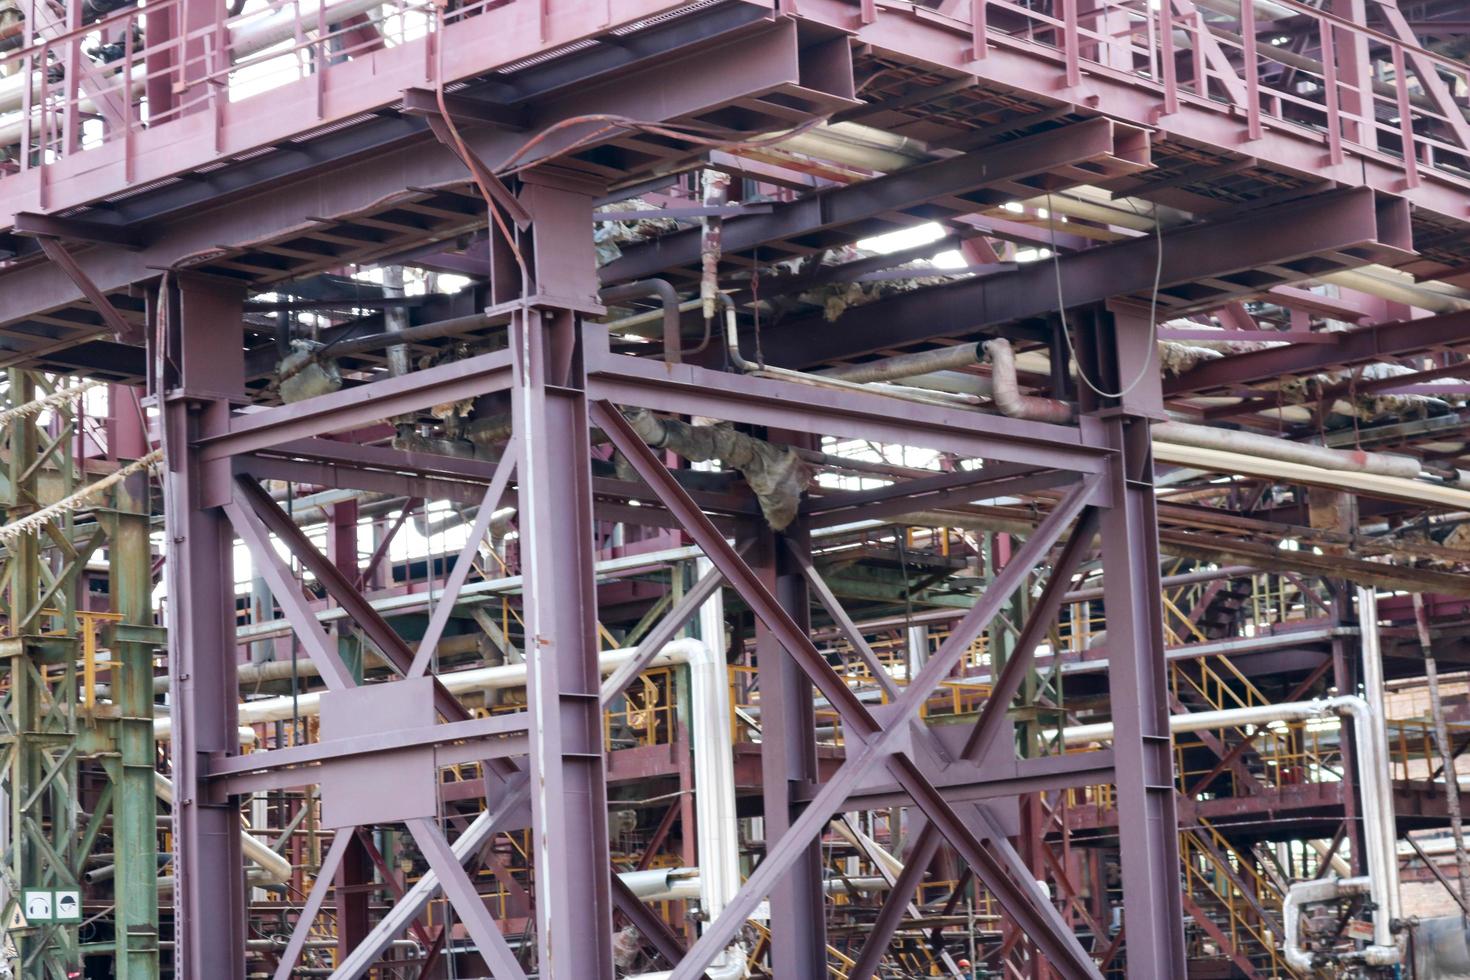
top-left (153, 642), bottom-right (694, 739)
top-left (982, 338), bottom-right (1075, 424)
top-left (1064, 697), bottom-right (1400, 965)
top-left (1154, 421), bottom-right (1423, 481)
top-left (152, 771), bottom-right (292, 884)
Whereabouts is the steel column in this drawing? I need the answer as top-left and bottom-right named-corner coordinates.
top-left (1089, 305), bottom-right (1187, 977)
top-left (752, 519), bottom-right (828, 975)
top-left (162, 276), bottom-right (250, 980)
top-left (511, 173), bottom-right (616, 979)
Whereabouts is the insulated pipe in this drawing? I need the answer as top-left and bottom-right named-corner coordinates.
top-left (1162, 440), bottom-right (1470, 510)
top-left (981, 338), bottom-right (1075, 424)
top-left (1154, 421), bottom-right (1423, 481)
top-left (153, 642), bottom-right (694, 738)
top-left (724, 298), bottom-right (982, 410)
top-left (319, 311), bottom-right (495, 358)
top-left (1358, 587), bottom-right (1402, 926)
top-left (1283, 876), bottom-right (1373, 972)
top-left (601, 279), bottom-right (683, 364)
top-left (1063, 697), bottom-right (1400, 965)
top-left (820, 343), bottom-right (984, 384)
top-left (152, 771), bottom-right (292, 884)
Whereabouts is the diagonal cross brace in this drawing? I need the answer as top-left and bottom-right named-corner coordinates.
top-left (34, 238), bottom-right (142, 344)
top-left (224, 486), bottom-right (358, 692)
top-left (406, 818), bottom-right (531, 980)
top-left (274, 830), bottom-right (353, 980)
top-left (409, 441), bottom-right (518, 677)
top-left (593, 400), bottom-right (1101, 979)
top-left (233, 477), bottom-right (471, 723)
top-left (848, 508), bottom-right (1101, 980)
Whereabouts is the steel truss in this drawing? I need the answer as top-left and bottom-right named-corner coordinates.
top-left (155, 161), bottom-right (1189, 976)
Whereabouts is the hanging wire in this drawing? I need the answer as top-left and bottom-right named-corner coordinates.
top-left (1049, 191), bottom-right (1163, 400)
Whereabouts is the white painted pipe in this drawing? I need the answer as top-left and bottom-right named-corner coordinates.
top-left (1064, 696), bottom-right (1400, 965)
top-left (1154, 421), bottom-right (1423, 480)
top-left (154, 642), bottom-right (692, 740)
top-left (152, 771), bottom-right (292, 884)
top-left (1283, 876), bottom-right (1372, 972)
top-left (1152, 441), bottom-right (1470, 511)
top-left (1358, 587), bottom-right (1401, 926)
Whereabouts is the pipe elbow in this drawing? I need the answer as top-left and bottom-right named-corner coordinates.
top-left (982, 338), bottom-right (1074, 424)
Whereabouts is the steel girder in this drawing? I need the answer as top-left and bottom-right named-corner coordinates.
top-left (0, 16), bottom-right (843, 338)
top-left (1164, 307), bottom-right (1470, 395)
top-left (597, 117), bottom-right (1151, 283)
top-left (754, 186), bottom-right (1413, 368)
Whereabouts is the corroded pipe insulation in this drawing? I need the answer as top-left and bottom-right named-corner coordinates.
top-left (621, 407), bottom-right (811, 530)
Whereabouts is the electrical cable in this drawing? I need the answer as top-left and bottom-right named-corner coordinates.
top-left (1048, 191), bottom-right (1162, 400)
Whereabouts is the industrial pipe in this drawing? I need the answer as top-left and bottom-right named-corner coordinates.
top-left (981, 338), bottom-right (1075, 424)
top-left (1154, 421), bottom-right (1423, 480)
top-left (1063, 697), bottom-right (1400, 967)
top-left (820, 343), bottom-right (985, 385)
top-left (152, 771), bottom-right (292, 884)
top-left (600, 279), bottom-right (683, 363)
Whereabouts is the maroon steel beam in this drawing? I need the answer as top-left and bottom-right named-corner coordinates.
top-left (0, 16), bottom-right (826, 329)
top-left (408, 441), bottom-right (517, 676)
top-left (232, 476), bottom-right (473, 724)
top-left (785, 538), bottom-right (902, 701)
top-left (1167, 308), bottom-right (1470, 395)
top-left (272, 830), bottom-right (353, 980)
top-left (32, 238), bottom-right (142, 344)
top-left (611, 875), bottom-right (687, 965)
top-left (222, 485), bottom-right (358, 692)
top-left (406, 819), bottom-right (531, 980)
top-left (599, 118), bottom-right (1143, 282)
top-left (804, 461), bottom-right (1080, 528)
top-left (196, 349), bottom-right (514, 461)
top-left (163, 276), bottom-right (250, 980)
top-left (584, 345), bottom-right (1113, 476)
top-left (754, 187), bottom-right (1411, 368)
top-left (1090, 305), bottom-right (1188, 976)
top-left (754, 520), bottom-right (828, 973)
top-left (598, 397), bottom-right (1100, 977)
top-left (510, 175), bottom-right (617, 979)
top-left (847, 507), bottom-right (1099, 980)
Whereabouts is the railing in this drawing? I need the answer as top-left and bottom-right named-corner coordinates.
top-left (0, 0), bottom-right (1462, 217)
top-left (969, 0), bottom-right (1470, 184)
top-left (1182, 818), bottom-right (1296, 976)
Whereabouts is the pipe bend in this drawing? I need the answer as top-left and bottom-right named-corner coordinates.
top-left (600, 279), bottom-right (683, 364)
top-left (982, 338), bottom-right (1075, 424)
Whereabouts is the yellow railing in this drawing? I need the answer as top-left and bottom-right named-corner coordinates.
top-left (1182, 819), bottom-right (1296, 977)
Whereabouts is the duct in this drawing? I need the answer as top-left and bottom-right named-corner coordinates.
top-left (981, 338), bottom-right (1075, 424)
top-left (622, 406), bottom-right (811, 531)
top-left (1062, 697), bottom-right (1400, 967)
top-left (1154, 421), bottom-right (1424, 480)
top-left (152, 772), bottom-right (292, 884)
top-left (600, 279), bottom-right (683, 363)
top-left (1413, 915), bottom-right (1470, 979)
